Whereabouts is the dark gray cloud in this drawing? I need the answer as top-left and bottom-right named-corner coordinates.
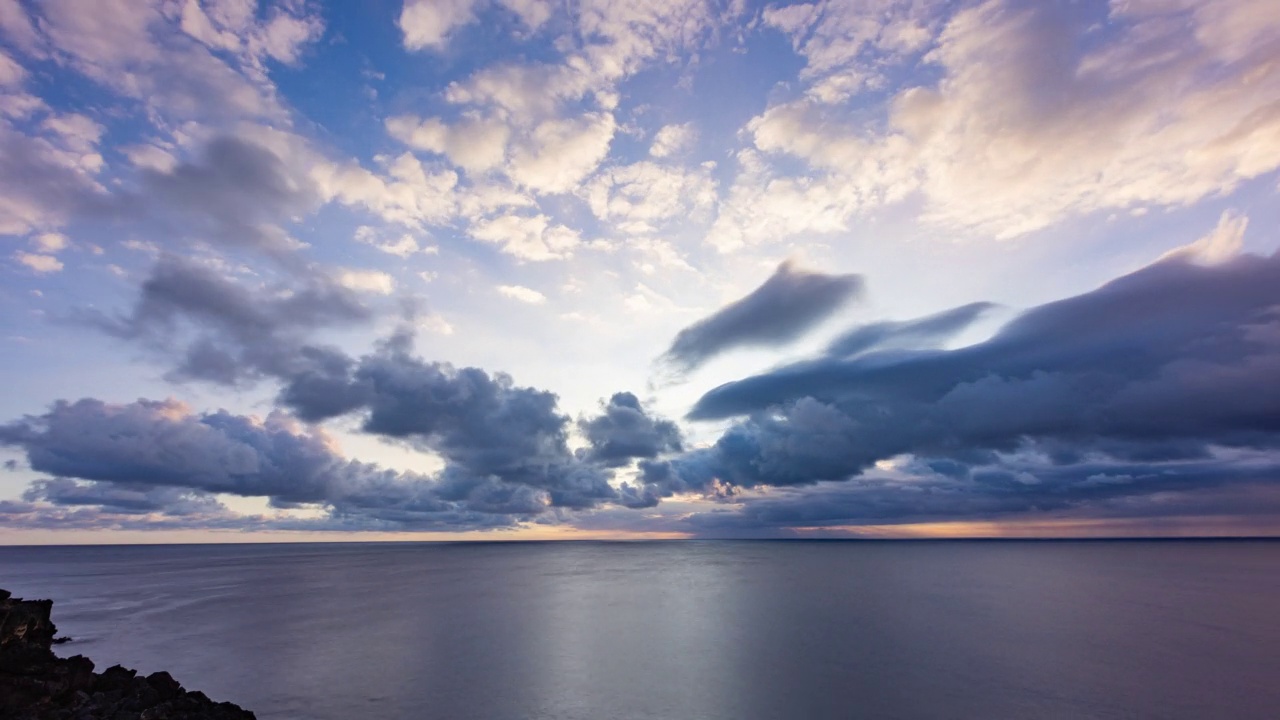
top-left (692, 253), bottom-right (1280, 432)
top-left (24, 478), bottom-right (225, 516)
top-left (618, 253), bottom-right (1280, 528)
top-left (578, 392), bottom-right (683, 468)
top-left (0, 328), bottom-right (690, 528)
top-left (660, 260), bottom-right (863, 374)
top-left (680, 454), bottom-right (1280, 534)
top-left (279, 333), bottom-right (622, 510)
top-left (824, 302), bottom-right (996, 358)
top-left (81, 255), bottom-right (370, 385)
top-left (0, 397), bottom-right (533, 531)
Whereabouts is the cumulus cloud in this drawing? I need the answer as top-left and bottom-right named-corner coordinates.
top-left (578, 392), bottom-right (683, 469)
top-left (0, 376), bottom-right (680, 530)
top-left (0, 397), bottom-right (526, 530)
top-left (584, 160), bottom-right (717, 235)
top-left (649, 122), bottom-right (696, 158)
top-left (508, 112), bottom-right (617, 194)
top-left (354, 226), bottom-right (436, 258)
top-left (399, 0), bottom-right (480, 51)
top-left (13, 251), bottom-right (63, 273)
top-left (386, 114), bottom-right (511, 175)
top-left (338, 269), bottom-right (397, 295)
top-left (277, 332), bottom-right (684, 511)
top-left (498, 284), bottom-right (547, 304)
top-left (468, 213), bottom-right (580, 261)
top-left (660, 260), bottom-right (863, 374)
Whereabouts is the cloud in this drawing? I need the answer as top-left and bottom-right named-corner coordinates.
top-left (679, 454), bottom-right (1280, 533)
top-left (276, 333), bottom-right (663, 510)
top-left (740, 0), bottom-right (1280, 241)
top-left (620, 250), bottom-right (1280, 529)
top-left (649, 122), bottom-right (696, 158)
top-left (660, 259), bottom-right (863, 374)
top-left (400, 0), bottom-right (480, 52)
top-left (354, 226), bottom-right (436, 258)
top-left (583, 160), bottom-right (717, 235)
top-left (14, 0), bottom-right (314, 125)
top-left (693, 252), bottom-right (1280, 426)
top-left (0, 123), bottom-right (107, 235)
top-left (81, 255), bottom-right (371, 386)
top-left (386, 113), bottom-right (511, 175)
top-left (33, 232), bottom-right (68, 253)
top-left (315, 151), bottom-right (459, 229)
top-left (1159, 210), bottom-right (1249, 265)
top-left (13, 251), bottom-right (63, 273)
top-left (578, 392), bottom-right (683, 469)
top-left (338, 269), bottom-right (396, 295)
top-left (824, 302), bottom-right (996, 358)
top-left (0, 397), bottom-right (527, 530)
top-left (508, 112), bottom-right (617, 193)
top-left (468, 213), bottom-right (580, 261)
top-left (498, 284), bottom-right (547, 304)
top-left (139, 135), bottom-right (322, 258)
top-left (25, 477), bottom-right (226, 516)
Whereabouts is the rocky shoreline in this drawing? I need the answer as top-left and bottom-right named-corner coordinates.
top-left (0, 588), bottom-right (255, 720)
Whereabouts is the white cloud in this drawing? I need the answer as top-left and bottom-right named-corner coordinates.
top-left (123, 143), bottom-right (178, 173)
top-left (468, 213), bottom-right (580, 261)
top-left (354, 226), bottom-right (437, 258)
top-left (739, 0), bottom-right (1280, 241)
top-left (649, 122), bottom-right (696, 158)
top-left (508, 112), bottom-right (616, 193)
top-left (497, 284), bottom-right (548, 304)
top-left (763, 0), bottom-right (937, 98)
top-left (417, 313), bottom-right (455, 335)
top-left (1160, 210), bottom-right (1249, 265)
top-left (0, 48), bottom-right (24, 86)
top-left (0, 0), bottom-right (44, 55)
top-left (314, 153), bottom-right (459, 227)
top-left (14, 251), bottom-right (63, 273)
top-left (247, 10), bottom-right (325, 65)
top-left (386, 113), bottom-right (511, 174)
top-left (33, 232), bottom-right (68, 253)
top-left (399, 0), bottom-right (480, 51)
top-left (706, 149), bottom-right (861, 252)
top-left (41, 113), bottom-right (104, 156)
top-left (337, 269), bottom-right (396, 295)
top-left (584, 160), bottom-right (716, 234)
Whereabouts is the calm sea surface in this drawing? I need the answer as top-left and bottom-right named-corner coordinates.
top-left (1, 540), bottom-right (1278, 719)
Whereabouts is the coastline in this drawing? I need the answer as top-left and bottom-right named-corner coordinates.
top-left (0, 588), bottom-right (254, 720)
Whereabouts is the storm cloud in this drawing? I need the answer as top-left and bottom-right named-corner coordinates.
top-left (660, 260), bottom-right (863, 374)
top-left (620, 253), bottom-right (1280, 527)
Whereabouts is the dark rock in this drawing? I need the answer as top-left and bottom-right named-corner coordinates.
top-left (0, 589), bottom-right (255, 720)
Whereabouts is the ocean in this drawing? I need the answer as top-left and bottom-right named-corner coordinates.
top-left (1, 540), bottom-right (1277, 719)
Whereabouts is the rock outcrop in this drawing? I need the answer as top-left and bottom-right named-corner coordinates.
top-left (0, 588), bottom-right (255, 720)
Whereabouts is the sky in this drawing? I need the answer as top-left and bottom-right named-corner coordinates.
top-left (1, 0), bottom-right (1279, 543)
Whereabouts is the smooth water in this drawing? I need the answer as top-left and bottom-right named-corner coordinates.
top-left (2, 540), bottom-right (1278, 719)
